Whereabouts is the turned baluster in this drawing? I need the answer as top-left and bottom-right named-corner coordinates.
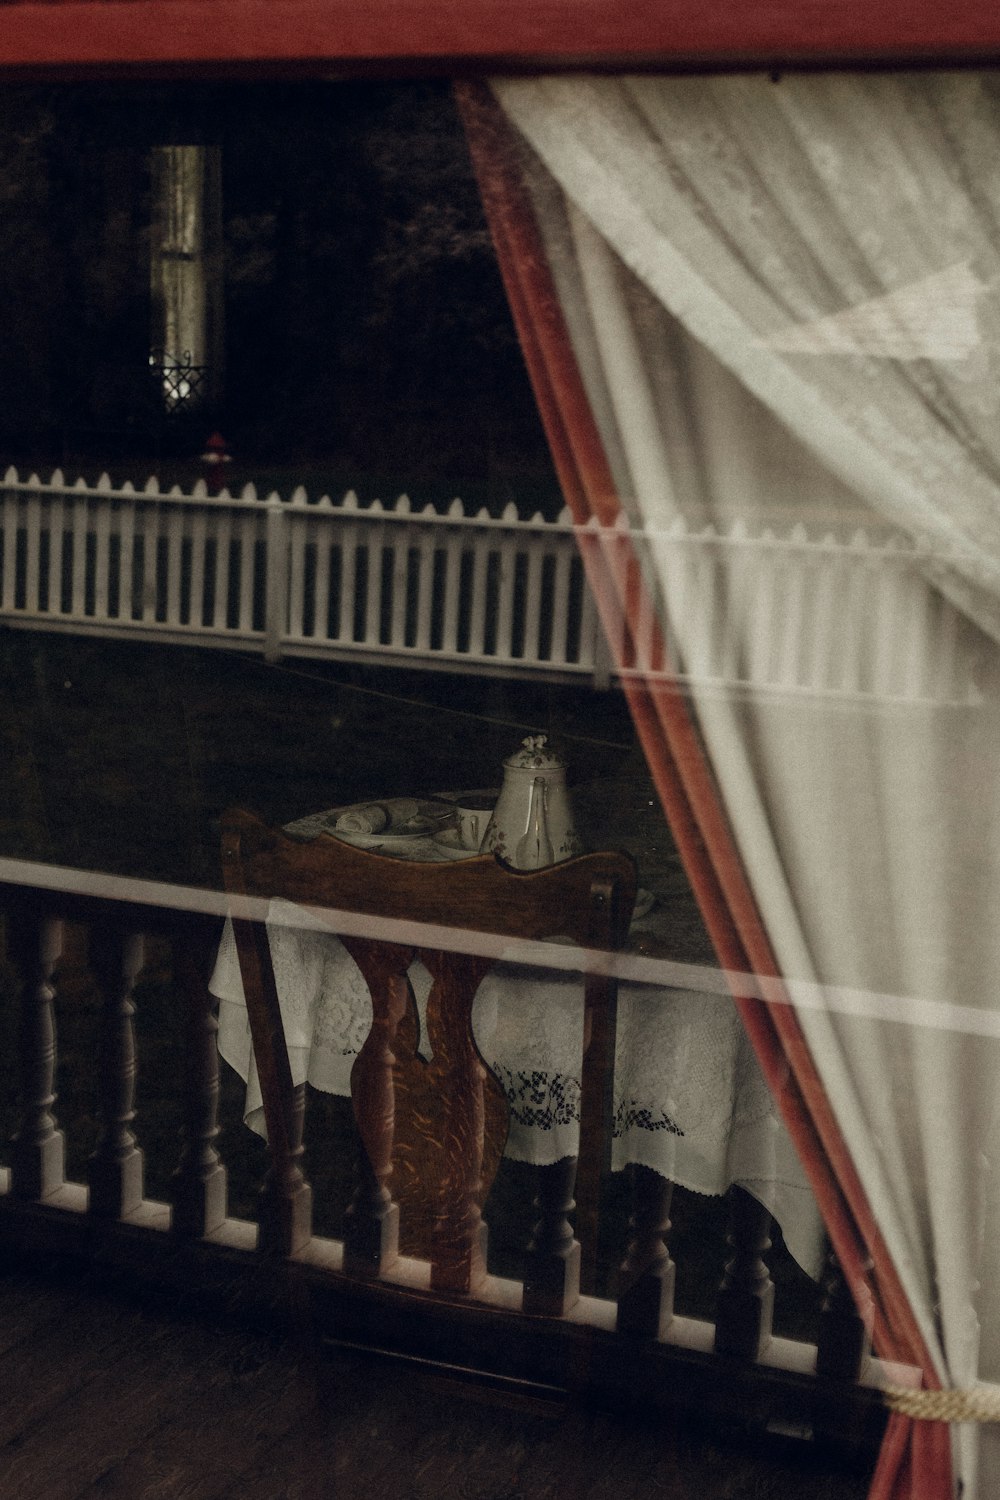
top-left (575, 875), bottom-right (624, 1296)
top-left (342, 940), bottom-right (412, 1278)
top-left (88, 921), bottom-right (144, 1220)
top-left (226, 906), bottom-right (312, 1257)
top-left (257, 1079), bottom-right (312, 1256)
top-left (576, 979), bottom-right (616, 1296)
top-left (713, 1185), bottom-right (775, 1359)
top-left (170, 919), bottom-right (227, 1239)
top-left (816, 1242), bottom-right (873, 1381)
top-left (522, 1156), bottom-right (581, 1316)
top-left (616, 1164), bottom-right (675, 1338)
top-left (225, 901), bottom-right (313, 1258)
top-left (425, 950), bottom-right (492, 1295)
top-left (9, 907), bottom-right (65, 1201)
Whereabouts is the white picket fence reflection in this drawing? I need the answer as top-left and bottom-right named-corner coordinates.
top-left (0, 468), bottom-right (601, 683)
top-left (585, 513), bottom-right (983, 707)
top-left (0, 469), bottom-right (981, 703)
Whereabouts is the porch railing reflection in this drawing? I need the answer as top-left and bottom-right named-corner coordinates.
top-left (0, 467), bottom-right (982, 704)
top-left (0, 468), bottom-right (601, 684)
top-left (0, 860), bottom-right (908, 1454)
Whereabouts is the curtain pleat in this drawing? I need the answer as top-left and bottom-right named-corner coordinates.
top-left (455, 77), bottom-right (952, 1500)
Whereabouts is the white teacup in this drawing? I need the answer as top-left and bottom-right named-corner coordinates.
top-left (454, 795), bottom-right (496, 852)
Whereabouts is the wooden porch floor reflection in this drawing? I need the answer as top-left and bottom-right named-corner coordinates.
top-left (0, 1263), bottom-right (870, 1500)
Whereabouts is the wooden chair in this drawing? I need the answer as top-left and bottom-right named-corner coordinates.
top-left (220, 806), bottom-right (636, 1311)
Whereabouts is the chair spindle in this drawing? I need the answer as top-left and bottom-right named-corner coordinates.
top-left (342, 940), bottom-right (411, 1277)
top-left (224, 831), bottom-right (313, 1257)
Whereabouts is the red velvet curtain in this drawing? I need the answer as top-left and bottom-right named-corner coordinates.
top-left (455, 77), bottom-right (952, 1500)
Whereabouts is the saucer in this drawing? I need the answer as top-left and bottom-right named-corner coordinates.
top-left (631, 888), bottom-right (657, 921)
top-left (339, 823), bottom-right (434, 848)
top-left (431, 827), bottom-right (481, 859)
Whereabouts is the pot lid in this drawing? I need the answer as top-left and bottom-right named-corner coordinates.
top-left (503, 734), bottom-right (565, 770)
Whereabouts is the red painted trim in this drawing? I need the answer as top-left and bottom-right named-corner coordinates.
top-left (1, 0), bottom-right (1000, 79)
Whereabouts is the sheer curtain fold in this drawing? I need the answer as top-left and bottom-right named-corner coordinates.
top-left (457, 72), bottom-right (922, 1345)
top-left (456, 71), bottom-right (1000, 1500)
top-left (492, 72), bottom-right (1000, 646)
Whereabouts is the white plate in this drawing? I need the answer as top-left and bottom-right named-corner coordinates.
top-left (307, 798), bottom-right (453, 847)
top-left (336, 832), bottom-right (431, 854)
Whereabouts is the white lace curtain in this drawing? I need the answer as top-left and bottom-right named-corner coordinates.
top-left (494, 72), bottom-right (1000, 643)
top-left (491, 70), bottom-right (1000, 1499)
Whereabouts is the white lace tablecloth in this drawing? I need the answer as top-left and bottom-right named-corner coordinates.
top-left (211, 826), bottom-right (825, 1276)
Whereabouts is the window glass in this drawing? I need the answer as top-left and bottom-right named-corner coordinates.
top-left (8, 73), bottom-right (997, 1436)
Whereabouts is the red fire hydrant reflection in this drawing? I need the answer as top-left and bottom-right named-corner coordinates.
top-left (200, 432), bottom-right (232, 496)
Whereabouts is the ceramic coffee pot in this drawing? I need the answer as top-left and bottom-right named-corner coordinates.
top-left (481, 735), bottom-right (582, 869)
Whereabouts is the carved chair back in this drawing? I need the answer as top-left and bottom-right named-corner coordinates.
top-left (220, 806), bottom-right (636, 1295)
